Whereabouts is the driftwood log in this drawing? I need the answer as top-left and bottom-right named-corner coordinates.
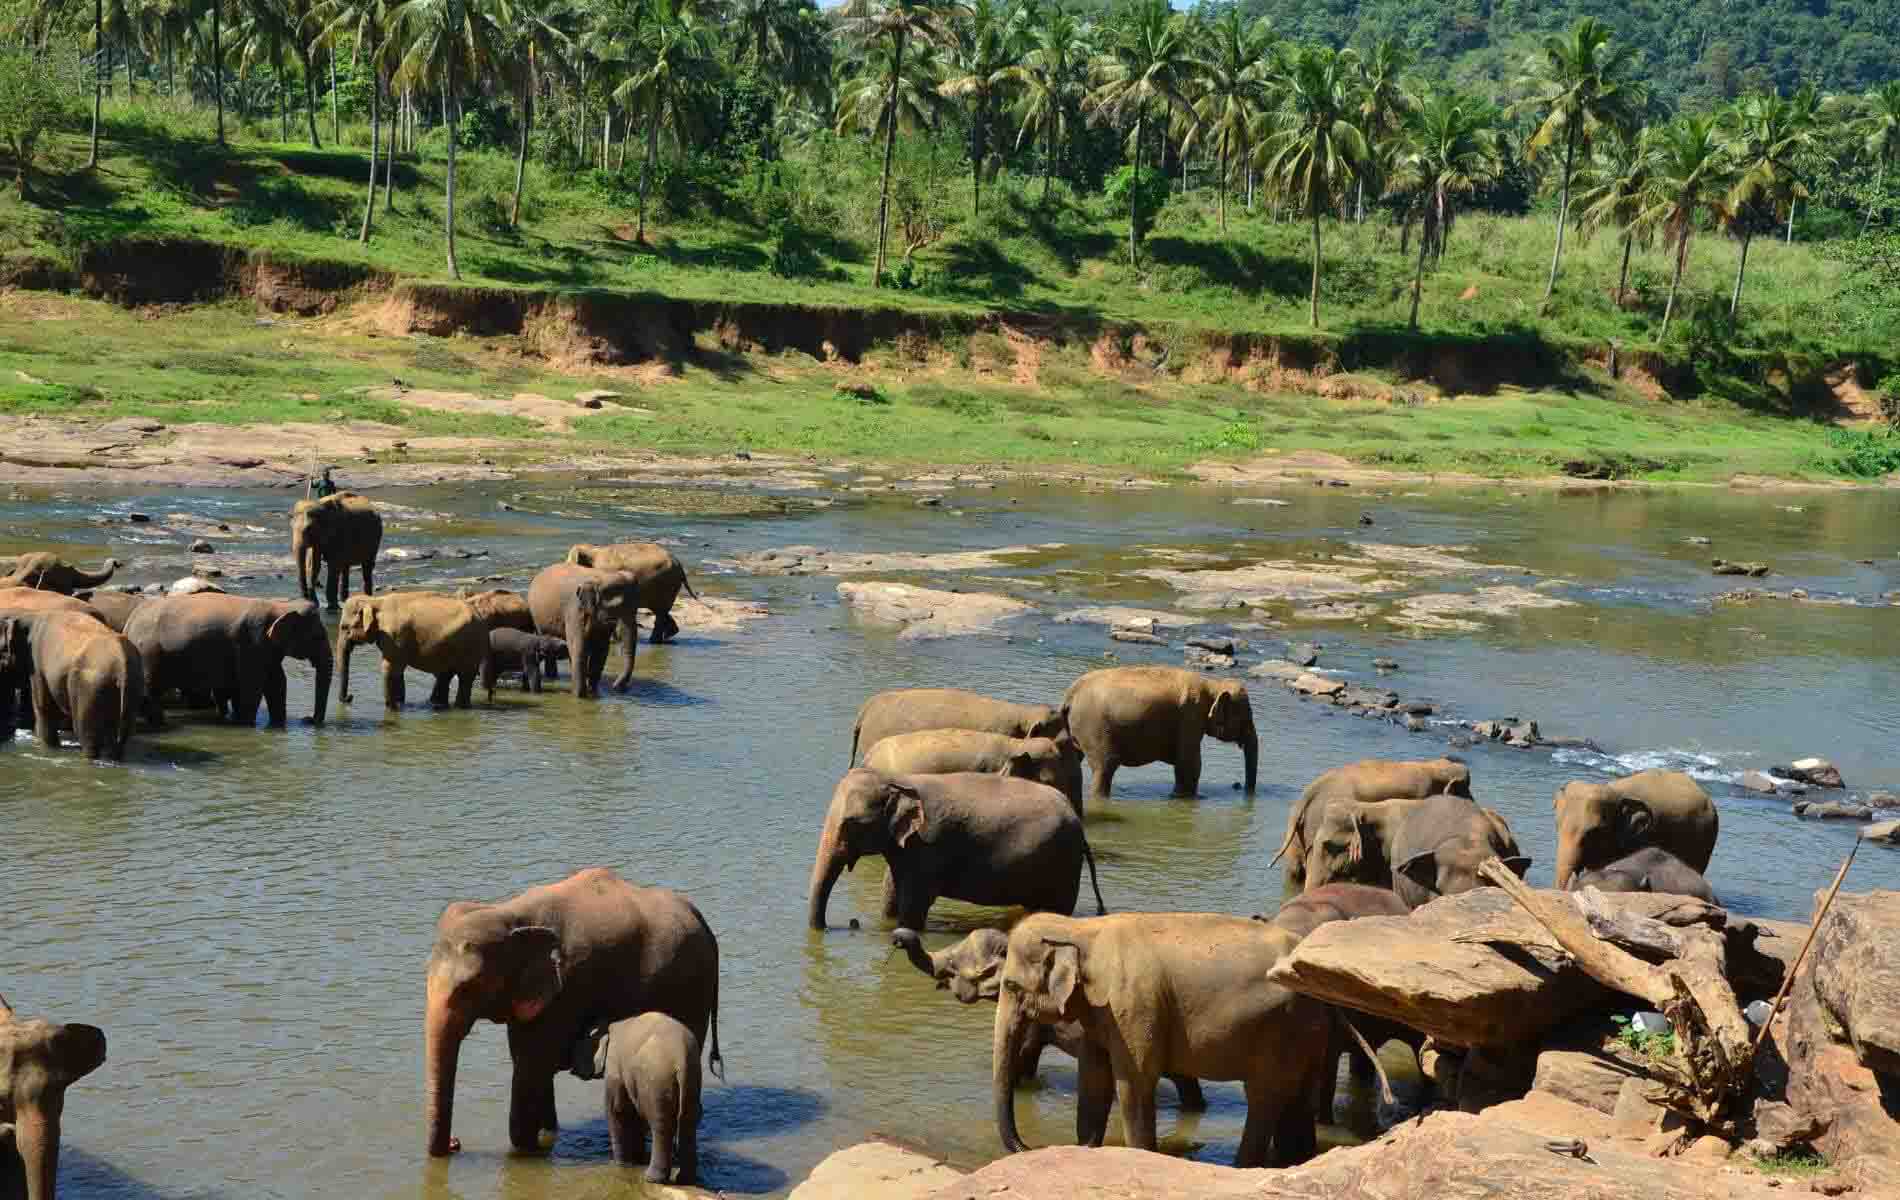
top-left (1475, 859), bottom-right (1753, 1127)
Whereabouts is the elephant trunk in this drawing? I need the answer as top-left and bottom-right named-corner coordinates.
top-left (1553, 841), bottom-right (1579, 891)
top-left (807, 814), bottom-right (847, 930)
top-left (336, 623), bottom-right (355, 705)
top-left (73, 561), bottom-right (116, 590)
top-left (993, 992), bottom-right (1030, 1154)
top-left (14, 1097), bottom-right (61, 1200)
top-left (293, 525), bottom-right (312, 600)
top-left (1241, 725), bottom-right (1259, 794)
top-left (309, 634), bottom-right (333, 725)
top-left (424, 976), bottom-right (471, 1157)
top-left (892, 928), bottom-right (936, 979)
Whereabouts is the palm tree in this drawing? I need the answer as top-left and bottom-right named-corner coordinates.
top-left (1573, 126), bottom-right (1651, 309)
top-left (1853, 81), bottom-right (1900, 235)
top-left (997, 0), bottom-right (1087, 201)
top-left (1389, 89), bottom-right (1504, 329)
top-left (494, 0), bottom-right (573, 226)
top-left (1185, 8), bottom-right (1273, 233)
top-left (1350, 36), bottom-right (1412, 223)
top-left (1516, 17), bottom-right (1645, 300)
top-left (836, 0), bottom-right (954, 287)
top-left (937, 0), bottom-right (1019, 217)
top-left (1256, 43), bottom-right (1364, 328)
top-left (612, 0), bottom-right (715, 242)
top-left (389, 0), bottom-right (499, 279)
top-left (1725, 90), bottom-right (1820, 318)
top-left (313, 0), bottom-right (390, 240)
top-left (731, 0), bottom-right (824, 90)
top-left (86, 0), bottom-right (103, 166)
top-left (1085, 0), bottom-right (1192, 267)
top-left (1636, 112), bottom-right (1737, 339)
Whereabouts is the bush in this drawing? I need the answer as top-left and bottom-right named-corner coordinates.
top-left (770, 217), bottom-right (824, 280)
top-left (1813, 427), bottom-right (1900, 478)
top-left (0, 51), bottom-right (78, 200)
top-left (1103, 162), bottom-right (1171, 251)
top-left (1878, 379), bottom-right (1900, 429)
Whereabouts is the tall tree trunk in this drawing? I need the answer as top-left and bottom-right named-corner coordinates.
top-left (1615, 231), bottom-right (1632, 308)
top-left (1785, 199), bottom-right (1795, 244)
top-left (1217, 134), bottom-right (1227, 234)
top-left (1128, 106), bottom-right (1143, 268)
top-left (1408, 200), bottom-right (1430, 329)
top-left (87, 0), bottom-right (102, 167)
top-left (1543, 125), bottom-right (1575, 300)
top-left (1355, 175), bottom-right (1363, 223)
top-left (166, 28), bottom-right (173, 96)
top-left (511, 56), bottom-right (532, 227)
top-left (126, 38), bottom-right (136, 99)
top-left (602, 108), bottom-right (610, 171)
top-left (382, 78), bottom-right (397, 214)
top-left (636, 111), bottom-right (657, 241)
top-left (1309, 206), bottom-right (1322, 328)
top-left (1041, 119), bottom-right (1052, 202)
top-left (443, 65), bottom-right (459, 280)
top-left (278, 46), bottom-right (289, 142)
top-left (304, 54), bottom-right (321, 147)
top-left (330, 51), bottom-right (339, 145)
top-left (1864, 160), bottom-right (1884, 236)
top-left (1661, 235), bottom-right (1688, 339)
top-left (872, 29), bottom-right (904, 288)
top-left (1729, 229), bottom-right (1751, 319)
top-left (361, 66), bottom-right (379, 242)
top-left (213, 3), bottom-right (224, 146)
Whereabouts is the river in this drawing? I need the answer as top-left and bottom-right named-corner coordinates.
top-left (3, 473), bottom-right (1896, 1198)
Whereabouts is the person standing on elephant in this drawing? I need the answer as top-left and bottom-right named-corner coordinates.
top-left (314, 466), bottom-right (338, 498)
top-left (1060, 666), bottom-right (1258, 804)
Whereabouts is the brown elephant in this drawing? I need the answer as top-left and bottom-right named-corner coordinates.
top-left (1301, 792), bottom-right (1529, 908)
top-left (1, 994), bottom-right (107, 1200)
top-left (526, 565), bottom-right (642, 697)
top-left (1566, 846), bottom-right (1716, 902)
top-left (0, 612), bottom-right (144, 759)
top-left (862, 729), bottom-right (1085, 813)
top-left (424, 868), bottom-right (721, 1158)
top-left (892, 927), bottom-right (1206, 1111)
top-left (1552, 770), bottom-right (1719, 890)
top-left (1060, 666), bottom-right (1258, 803)
top-left (459, 589), bottom-right (535, 634)
top-left (0, 592), bottom-right (106, 741)
top-left (991, 913), bottom-right (1328, 1167)
top-left (0, 554), bottom-right (119, 595)
top-left (848, 688), bottom-right (1065, 767)
top-left (571, 1012), bottom-right (703, 1184)
top-left (1275, 757), bottom-right (1474, 891)
top-left (123, 593), bottom-right (333, 728)
top-left (71, 590), bottom-right (147, 633)
top-left (291, 493), bottom-right (382, 610)
top-left (807, 770), bottom-right (1103, 931)
top-left (564, 543), bottom-right (701, 645)
top-left (336, 592), bottom-right (487, 710)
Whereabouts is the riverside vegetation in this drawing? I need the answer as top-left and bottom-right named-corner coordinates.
top-left (0, 1), bottom-right (1898, 482)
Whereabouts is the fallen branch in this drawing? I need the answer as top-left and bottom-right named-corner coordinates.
top-left (1573, 885), bottom-right (1685, 961)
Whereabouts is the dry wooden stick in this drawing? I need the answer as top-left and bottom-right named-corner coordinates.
top-left (1747, 834), bottom-right (1861, 1064)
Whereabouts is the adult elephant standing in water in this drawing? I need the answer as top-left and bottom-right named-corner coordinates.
top-left (335, 593), bottom-right (487, 710)
top-left (527, 565), bottom-right (642, 697)
top-left (123, 593), bottom-right (333, 727)
top-left (848, 688), bottom-right (1067, 766)
top-left (1275, 757), bottom-right (1474, 892)
top-left (290, 493), bottom-right (382, 610)
top-left (423, 868), bottom-right (721, 1157)
top-left (1061, 666), bottom-right (1258, 803)
top-left (1552, 770), bottom-right (1718, 890)
top-left (1, 994), bottom-right (107, 1200)
top-left (0, 612), bottom-right (144, 760)
top-left (564, 543), bottom-right (702, 644)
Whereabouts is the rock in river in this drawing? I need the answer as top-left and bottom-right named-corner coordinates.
top-left (1866, 819), bottom-right (1900, 844)
top-left (1792, 800), bottom-right (1873, 821)
top-left (1711, 558), bottom-right (1772, 577)
top-left (791, 1142), bottom-right (961, 1200)
top-left (835, 581), bottom-right (1032, 640)
top-left (1789, 756), bottom-right (1845, 789)
top-left (1738, 770), bottom-right (1783, 794)
top-left (1290, 672), bottom-right (1345, 698)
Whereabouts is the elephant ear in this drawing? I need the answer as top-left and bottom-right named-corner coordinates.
top-left (1042, 941), bottom-right (1084, 1021)
top-left (1000, 750), bottom-right (1037, 778)
top-left (1500, 855), bottom-right (1532, 878)
top-left (1617, 802), bottom-right (1654, 848)
top-left (887, 783), bottom-right (927, 849)
top-left (49, 1023), bottom-right (107, 1083)
top-left (1347, 807), bottom-right (1377, 865)
top-left (1396, 849), bottom-right (1441, 895)
top-left (265, 610), bottom-right (299, 649)
top-left (501, 925), bottom-right (564, 1023)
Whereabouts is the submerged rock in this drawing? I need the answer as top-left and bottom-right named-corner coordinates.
top-left (835, 581), bottom-right (1032, 640)
top-left (1739, 770), bottom-right (1783, 794)
top-left (1792, 801), bottom-right (1872, 820)
top-left (1183, 647), bottom-right (1236, 670)
top-left (1712, 558), bottom-right (1772, 577)
top-left (1247, 659), bottom-right (1305, 681)
top-left (1110, 629), bottom-right (1166, 645)
top-left (1392, 586), bottom-right (1575, 632)
top-left (1290, 673), bottom-right (1345, 698)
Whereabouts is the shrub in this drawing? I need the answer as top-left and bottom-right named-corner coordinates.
top-left (1812, 427), bottom-right (1900, 478)
top-left (0, 51), bottom-right (78, 201)
top-left (770, 217), bottom-right (824, 280)
top-left (1103, 163), bottom-right (1171, 252)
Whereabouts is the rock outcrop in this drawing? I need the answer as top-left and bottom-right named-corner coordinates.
top-left (791, 1142), bottom-right (963, 1200)
top-left (1808, 890), bottom-right (1900, 1079)
top-left (836, 581), bottom-right (1032, 639)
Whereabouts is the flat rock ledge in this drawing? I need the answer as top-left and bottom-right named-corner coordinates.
top-left (789, 1141), bottom-right (962, 1200)
top-left (837, 581), bottom-right (1033, 639)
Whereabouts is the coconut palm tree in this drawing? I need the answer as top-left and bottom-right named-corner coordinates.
top-left (1853, 80), bottom-right (1900, 236)
top-left (1636, 112), bottom-right (1737, 339)
top-left (1515, 17), bottom-right (1646, 300)
top-left (86, 0), bottom-right (103, 166)
top-left (1185, 8), bottom-right (1273, 233)
top-left (997, 0), bottom-right (1088, 201)
top-left (1256, 42), bottom-right (1364, 328)
top-left (1573, 126), bottom-right (1651, 309)
top-left (612, 0), bottom-right (715, 242)
top-left (1724, 90), bottom-right (1821, 318)
top-left (313, 0), bottom-right (392, 239)
top-left (388, 0), bottom-right (500, 278)
top-left (937, 0), bottom-right (1019, 216)
top-left (1350, 36), bottom-right (1412, 223)
top-left (1085, 0), bottom-right (1192, 267)
top-left (836, 0), bottom-right (955, 286)
top-left (494, 0), bottom-right (574, 226)
top-left (1389, 88), bottom-right (1504, 329)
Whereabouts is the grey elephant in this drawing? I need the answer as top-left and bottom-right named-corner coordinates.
top-left (1060, 666), bottom-right (1258, 803)
top-left (482, 629), bottom-right (568, 698)
top-left (0, 553), bottom-right (120, 595)
top-left (290, 492), bottom-right (382, 610)
top-left (1276, 757), bottom-right (1474, 891)
top-left (527, 564), bottom-right (642, 697)
top-left (1566, 846), bottom-right (1715, 902)
top-left (1, 994), bottom-right (107, 1200)
top-left (565, 543), bottom-right (702, 644)
top-left (0, 590), bottom-right (106, 740)
top-left (848, 688), bottom-right (1065, 766)
top-left (72, 590), bottom-right (148, 633)
top-left (0, 612), bottom-right (145, 760)
top-left (1302, 792), bottom-right (1530, 909)
top-left (1552, 770), bottom-right (1718, 890)
top-left (123, 593), bottom-right (333, 728)
top-left (862, 729), bottom-right (1085, 813)
top-left (807, 769), bottom-right (1104, 931)
top-left (992, 912), bottom-right (1329, 1167)
top-left (892, 927), bottom-right (1206, 1110)
top-left (336, 592), bottom-right (487, 710)
top-left (572, 1013), bottom-right (703, 1184)
top-left (424, 868), bottom-right (721, 1157)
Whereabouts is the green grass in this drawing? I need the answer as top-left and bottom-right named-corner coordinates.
top-left (1749, 1151), bottom-right (1829, 1178)
top-left (1610, 1015), bottom-right (1680, 1061)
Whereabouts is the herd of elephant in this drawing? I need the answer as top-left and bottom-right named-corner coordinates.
top-left (1, 491), bottom-right (1728, 1197)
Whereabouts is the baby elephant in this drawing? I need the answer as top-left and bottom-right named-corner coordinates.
top-left (573, 1013), bottom-right (703, 1184)
top-left (482, 629), bottom-right (568, 698)
top-left (1565, 846), bottom-right (1715, 902)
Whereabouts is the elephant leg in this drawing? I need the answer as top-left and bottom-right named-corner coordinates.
top-left (654, 608), bottom-right (679, 644)
top-left (429, 674), bottom-right (451, 706)
top-left (542, 649), bottom-right (559, 681)
top-left (454, 672), bottom-right (473, 709)
top-left (1237, 1077), bottom-right (1283, 1169)
top-left (358, 561), bottom-right (373, 598)
top-left (382, 660), bottom-right (403, 710)
top-left (263, 662), bottom-right (289, 728)
top-left (880, 869), bottom-right (900, 920)
top-left (1171, 732), bottom-right (1202, 798)
top-left (892, 868), bottom-right (936, 930)
top-left (674, 1109), bottom-right (698, 1184)
top-left (1168, 1075), bottom-right (1207, 1111)
top-left (31, 674), bottom-right (59, 749)
top-left (1089, 755), bottom-right (1120, 805)
top-left (607, 1089), bottom-right (638, 1165)
top-left (325, 561), bottom-right (341, 611)
top-left (507, 1067), bottom-right (558, 1153)
top-left (1114, 1076), bottom-right (1158, 1152)
top-left (1272, 1077), bottom-right (1319, 1166)
top-left (524, 654), bottom-right (541, 693)
top-left (338, 561), bottom-right (352, 603)
top-left (646, 1106), bottom-right (675, 1183)
top-left (1076, 1044), bottom-right (1114, 1148)
top-left (613, 617), bottom-right (637, 691)
top-left (586, 636), bottom-right (608, 696)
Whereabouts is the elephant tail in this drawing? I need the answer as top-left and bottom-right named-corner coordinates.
top-left (678, 567), bottom-right (702, 606)
top-left (1082, 834), bottom-right (1106, 915)
top-left (1339, 1014), bottom-right (1395, 1107)
top-left (706, 1005), bottom-right (725, 1082)
top-left (847, 721), bottom-right (861, 770)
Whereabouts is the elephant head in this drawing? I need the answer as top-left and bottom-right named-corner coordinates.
top-left (1302, 800), bottom-right (1396, 893)
top-left (0, 553), bottom-right (120, 595)
top-left (1, 994), bottom-right (107, 1200)
top-left (1553, 781), bottom-right (1654, 889)
top-left (567, 1024), bottom-right (609, 1081)
top-left (1204, 680), bottom-right (1258, 792)
top-left (893, 927), bottom-right (1010, 1004)
top-left (807, 769), bottom-right (926, 930)
top-left (1001, 735), bottom-right (1084, 806)
top-left (1022, 706), bottom-right (1067, 741)
top-left (1393, 805), bottom-right (1530, 907)
top-left (422, 907), bottom-right (564, 1156)
top-left (269, 600), bottom-right (333, 725)
top-left (990, 918), bottom-right (1096, 1154)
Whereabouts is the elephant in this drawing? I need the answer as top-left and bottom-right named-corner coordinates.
top-left (290, 492), bottom-right (382, 610)
top-left (862, 729), bottom-right (1085, 813)
top-left (0, 994), bottom-right (107, 1200)
top-left (1566, 846), bottom-right (1716, 902)
top-left (0, 592), bottom-right (106, 739)
top-left (1552, 770), bottom-right (1719, 890)
top-left (0, 554), bottom-right (119, 595)
top-left (0, 612), bottom-right (144, 760)
top-left (991, 912), bottom-right (1329, 1167)
top-left (459, 588), bottom-right (535, 634)
top-left (891, 927), bottom-right (1206, 1111)
top-left (565, 543), bottom-right (702, 645)
top-left (1301, 792), bottom-right (1530, 909)
top-left (423, 867), bottom-right (721, 1158)
top-left (122, 594), bottom-right (333, 728)
top-left (1275, 758), bottom-right (1475, 892)
top-left (482, 629), bottom-right (568, 698)
top-left (848, 688), bottom-right (1065, 766)
top-left (526, 565), bottom-right (642, 698)
top-left (71, 590), bottom-right (147, 633)
top-left (336, 592), bottom-right (487, 711)
top-left (807, 769), bottom-right (1104, 931)
top-left (572, 1013), bottom-right (702, 1184)
top-left (1060, 666), bottom-right (1258, 803)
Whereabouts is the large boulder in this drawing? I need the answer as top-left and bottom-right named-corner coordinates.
top-left (1755, 961), bottom-right (1900, 1171)
top-left (1530, 1014), bottom-right (1660, 1115)
top-left (1808, 889), bottom-right (1900, 1079)
top-left (790, 1142), bottom-right (963, 1200)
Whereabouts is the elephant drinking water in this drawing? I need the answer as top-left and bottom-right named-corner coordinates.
top-left (1276, 757), bottom-right (1474, 892)
top-left (0, 553), bottom-right (120, 595)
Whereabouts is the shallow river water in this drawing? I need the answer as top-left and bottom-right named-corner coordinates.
top-left (3, 473), bottom-right (1897, 1199)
